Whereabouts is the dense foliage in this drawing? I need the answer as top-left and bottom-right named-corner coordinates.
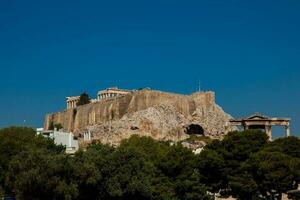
top-left (0, 127), bottom-right (65, 198)
top-left (198, 130), bottom-right (300, 200)
top-left (76, 92), bottom-right (91, 106)
top-left (0, 127), bottom-right (299, 200)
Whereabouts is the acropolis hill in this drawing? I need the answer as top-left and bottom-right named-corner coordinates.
top-left (44, 88), bottom-right (234, 145)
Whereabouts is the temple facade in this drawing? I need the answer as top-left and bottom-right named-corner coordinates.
top-left (66, 96), bottom-right (80, 109)
top-left (97, 87), bottom-right (132, 100)
top-left (228, 113), bottom-right (291, 141)
top-left (66, 87), bottom-right (133, 109)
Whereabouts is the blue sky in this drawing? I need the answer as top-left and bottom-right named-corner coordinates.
top-left (0, 0), bottom-right (299, 137)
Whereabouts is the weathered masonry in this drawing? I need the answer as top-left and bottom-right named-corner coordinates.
top-left (45, 89), bottom-right (231, 143)
top-left (66, 87), bottom-right (133, 110)
top-left (228, 113), bottom-right (291, 141)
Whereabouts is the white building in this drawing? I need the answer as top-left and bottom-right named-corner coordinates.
top-left (36, 128), bottom-right (79, 154)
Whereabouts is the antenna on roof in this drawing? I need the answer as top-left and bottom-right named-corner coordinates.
top-left (198, 80), bottom-right (201, 92)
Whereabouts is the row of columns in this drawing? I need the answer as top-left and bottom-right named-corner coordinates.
top-left (98, 93), bottom-right (120, 100)
top-left (67, 100), bottom-right (78, 109)
top-left (243, 124), bottom-right (291, 141)
top-left (83, 130), bottom-right (92, 141)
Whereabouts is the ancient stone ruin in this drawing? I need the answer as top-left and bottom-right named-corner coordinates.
top-left (45, 88), bottom-right (234, 145)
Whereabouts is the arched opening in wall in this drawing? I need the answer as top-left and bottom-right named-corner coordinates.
top-left (186, 124), bottom-right (204, 135)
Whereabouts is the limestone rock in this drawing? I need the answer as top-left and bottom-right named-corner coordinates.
top-left (44, 89), bottom-right (234, 145)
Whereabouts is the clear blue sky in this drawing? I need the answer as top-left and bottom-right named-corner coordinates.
top-left (0, 0), bottom-right (299, 137)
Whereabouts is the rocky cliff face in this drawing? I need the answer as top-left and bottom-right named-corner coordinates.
top-left (45, 89), bottom-right (233, 145)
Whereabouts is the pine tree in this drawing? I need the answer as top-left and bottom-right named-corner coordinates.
top-left (77, 92), bottom-right (91, 106)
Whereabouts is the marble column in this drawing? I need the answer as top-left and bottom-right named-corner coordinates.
top-left (68, 133), bottom-right (72, 148)
top-left (285, 125), bottom-right (291, 137)
top-left (265, 125), bottom-right (272, 141)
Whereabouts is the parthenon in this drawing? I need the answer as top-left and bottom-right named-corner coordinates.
top-left (97, 87), bottom-right (132, 100)
top-left (66, 87), bottom-right (133, 109)
top-left (228, 113), bottom-right (291, 141)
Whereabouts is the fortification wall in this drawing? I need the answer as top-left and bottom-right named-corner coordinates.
top-left (44, 89), bottom-right (233, 144)
top-left (45, 90), bottom-right (215, 132)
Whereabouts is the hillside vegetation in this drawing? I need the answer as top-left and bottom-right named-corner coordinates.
top-left (0, 127), bottom-right (299, 200)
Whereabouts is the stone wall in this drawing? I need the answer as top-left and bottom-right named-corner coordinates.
top-left (44, 89), bottom-right (233, 145)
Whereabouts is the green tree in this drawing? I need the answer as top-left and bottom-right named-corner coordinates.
top-left (76, 92), bottom-right (91, 106)
top-left (72, 143), bottom-right (115, 200)
top-left (104, 146), bottom-right (156, 200)
top-left (118, 136), bottom-right (177, 199)
top-left (197, 147), bottom-right (226, 193)
top-left (114, 136), bottom-right (211, 200)
top-left (0, 127), bottom-right (40, 194)
top-left (0, 129), bottom-right (224, 200)
top-left (248, 151), bottom-right (299, 199)
top-left (221, 130), bottom-right (268, 176)
top-left (197, 130), bottom-right (268, 195)
top-left (228, 162), bottom-right (259, 200)
top-left (0, 127), bottom-right (65, 196)
top-left (6, 149), bottom-right (78, 200)
top-left (228, 136), bottom-right (300, 200)
top-left (54, 123), bottom-right (63, 130)
top-left (264, 136), bottom-right (300, 158)
top-left (163, 145), bottom-right (210, 200)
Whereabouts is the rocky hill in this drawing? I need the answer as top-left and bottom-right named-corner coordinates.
top-left (45, 89), bottom-right (234, 145)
